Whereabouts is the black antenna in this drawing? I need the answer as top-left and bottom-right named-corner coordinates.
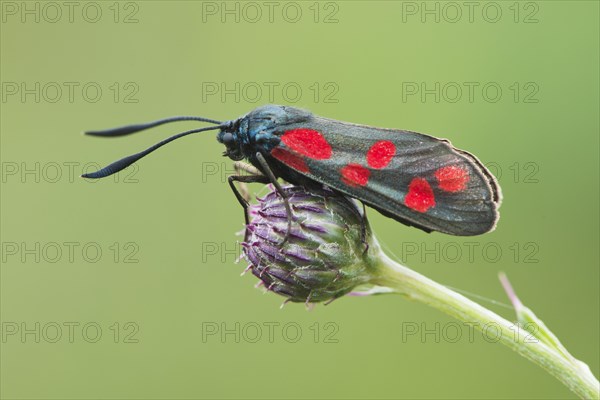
top-left (85, 116), bottom-right (223, 137)
top-left (82, 125), bottom-right (226, 179)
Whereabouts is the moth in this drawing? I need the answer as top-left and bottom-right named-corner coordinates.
top-left (83, 105), bottom-right (501, 236)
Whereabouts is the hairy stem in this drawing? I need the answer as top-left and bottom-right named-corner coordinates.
top-left (370, 250), bottom-right (599, 399)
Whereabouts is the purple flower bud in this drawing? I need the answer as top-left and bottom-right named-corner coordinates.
top-left (242, 185), bottom-right (378, 304)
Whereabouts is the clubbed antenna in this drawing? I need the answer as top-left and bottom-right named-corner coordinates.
top-left (82, 125), bottom-right (226, 179)
top-left (85, 116), bottom-right (222, 137)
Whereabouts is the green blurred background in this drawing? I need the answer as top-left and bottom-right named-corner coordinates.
top-left (1, 1), bottom-right (598, 399)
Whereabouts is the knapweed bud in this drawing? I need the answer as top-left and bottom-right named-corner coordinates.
top-left (242, 185), bottom-right (379, 304)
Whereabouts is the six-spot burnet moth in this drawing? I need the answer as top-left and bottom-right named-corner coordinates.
top-left (83, 105), bottom-right (501, 236)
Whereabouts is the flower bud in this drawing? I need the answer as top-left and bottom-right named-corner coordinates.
top-left (242, 185), bottom-right (379, 304)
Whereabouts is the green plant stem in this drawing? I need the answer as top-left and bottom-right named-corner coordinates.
top-left (370, 249), bottom-right (600, 399)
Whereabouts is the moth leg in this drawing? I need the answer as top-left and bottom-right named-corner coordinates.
top-left (233, 161), bottom-right (262, 203)
top-left (228, 174), bottom-right (270, 228)
top-left (254, 152), bottom-right (293, 246)
top-left (360, 202), bottom-right (370, 254)
top-left (233, 161), bottom-right (262, 176)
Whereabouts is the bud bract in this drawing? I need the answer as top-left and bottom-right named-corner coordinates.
top-left (243, 186), bottom-right (379, 303)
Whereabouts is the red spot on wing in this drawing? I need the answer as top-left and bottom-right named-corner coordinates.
top-left (405, 178), bottom-right (436, 213)
top-left (281, 129), bottom-right (332, 160)
top-left (341, 164), bottom-right (370, 187)
top-left (271, 148), bottom-right (309, 173)
top-left (435, 165), bottom-right (470, 192)
top-left (367, 140), bottom-right (396, 169)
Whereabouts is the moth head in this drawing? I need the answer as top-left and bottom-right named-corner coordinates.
top-left (217, 123), bottom-right (245, 161)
